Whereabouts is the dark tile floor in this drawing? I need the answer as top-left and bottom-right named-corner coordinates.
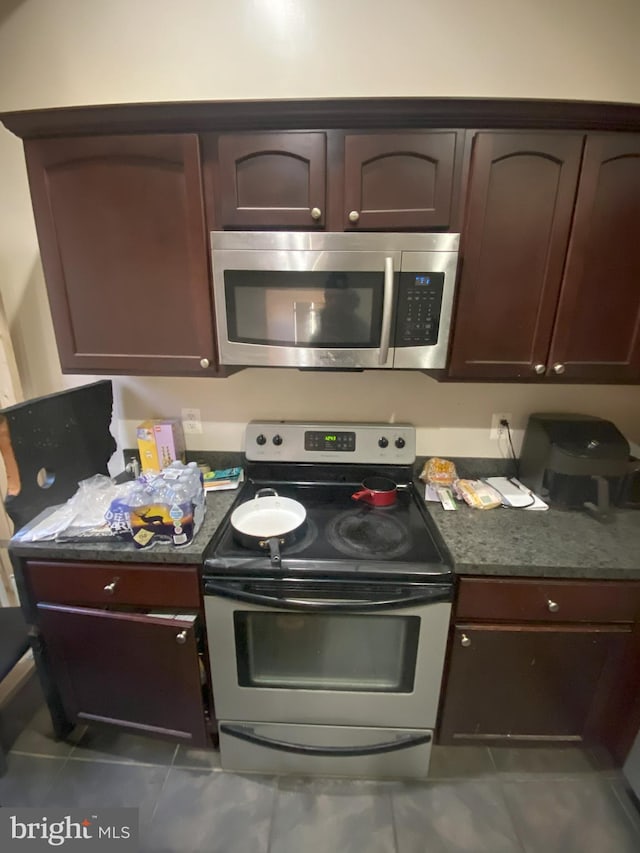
top-left (2, 703), bottom-right (640, 852)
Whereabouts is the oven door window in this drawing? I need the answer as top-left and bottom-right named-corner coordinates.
top-left (234, 611), bottom-right (420, 693)
top-left (225, 270), bottom-right (385, 348)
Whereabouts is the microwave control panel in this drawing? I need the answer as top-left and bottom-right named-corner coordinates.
top-left (395, 272), bottom-right (444, 347)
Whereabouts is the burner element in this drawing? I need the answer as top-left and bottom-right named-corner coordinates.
top-left (326, 507), bottom-right (412, 560)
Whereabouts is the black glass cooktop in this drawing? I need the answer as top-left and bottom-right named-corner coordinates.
top-left (204, 473), bottom-right (451, 580)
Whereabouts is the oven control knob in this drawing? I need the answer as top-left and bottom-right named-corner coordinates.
top-left (395, 437), bottom-right (406, 449)
top-left (273, 434), bottom-right (283, 446)
top-left (378, 437), bottom-right (389, 448)
top-left (256, 434), bottom-right (267, 446)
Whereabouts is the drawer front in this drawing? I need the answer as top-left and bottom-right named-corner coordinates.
top-left (456, 577), bottom-right (640, 624)
top-left (25, 560), bottom-right (200, 609)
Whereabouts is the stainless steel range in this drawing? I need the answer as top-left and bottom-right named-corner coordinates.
top-left (203, 421), bottom-right (453, 779)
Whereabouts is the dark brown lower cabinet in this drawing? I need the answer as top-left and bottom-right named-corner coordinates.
top-left (20, 558), bottom-right (213, 748)
top-left (438, 577), bottom-right (640, 753)
top-left (439, 624), bottom-right (630, 743)
top-left (37, 604), bottom-right (210, 747)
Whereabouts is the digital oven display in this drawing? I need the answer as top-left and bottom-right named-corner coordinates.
top-left (304, 431), bottom-right (356, 452)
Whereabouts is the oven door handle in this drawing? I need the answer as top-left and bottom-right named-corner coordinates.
top-left (203, 581), bottom-right (451, 610)
top-left (220, 724), bottom-right (431, 757)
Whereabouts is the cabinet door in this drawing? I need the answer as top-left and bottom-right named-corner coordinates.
top-left (547, 134), bottom-right (640, 381)
top-left (37, 604), bottom-right (210, 747)
top-left (218, 132), bottom-right (326, 228)
top-left (343, 132), bottom-right (460, 230)
top-left (448, 132), bottom-right (583, 379)
top-left (439, 624), bottom-right (629, 744)
top-left (25, 134), bottom-right (216, 376)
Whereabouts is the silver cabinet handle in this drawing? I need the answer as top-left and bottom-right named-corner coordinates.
top-left (461, 633), bottom-right (471, 647)
top-left (310, 207), bottom-right (322, 221)
top-left (104, 580), bottom-right (118, 594)
top-left (348, 210), bottom-right (360, 223)
top-left (176, 630), bottom-right (188, 644)
top-left (547, 599), bottom-right (559, 613)
top-left (378, 256), bottom-right (394, 366)
top-left (533, 363), bottom-right (546, 375)
top-left (200, 357), bottom-right (210, 369)
top-left (553, 363), bottom-right (565, 375)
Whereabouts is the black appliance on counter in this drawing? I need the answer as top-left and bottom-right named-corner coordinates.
top-left (202, 421), bottom-right (453, 780)
top-left (519, 413), bottom-right (635, 518)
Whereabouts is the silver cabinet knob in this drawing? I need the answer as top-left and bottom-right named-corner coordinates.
top-left (533, 363), bottom-right (546, 375)
top-left (547, 599), bottom-right (559, 613)
top-left (176, 630), bottom-right (187, 645)
top-left (310, 207), bottom-right (322, 221)
top-left (553, 363), bottom-right (565, 375)
top-left (461, 633), bottom-right (471, 648)
top-left (200, 357), bottom-right (210, 369)
top-left (104, 580), bottom-right (118, 594)
top-left (348, 210), bottom-right (360, 223)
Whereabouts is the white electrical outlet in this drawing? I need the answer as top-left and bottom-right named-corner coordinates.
top-left (490, 412), bottom-right (512, 440)
top-left (182, 407), bottom-right (202, 435)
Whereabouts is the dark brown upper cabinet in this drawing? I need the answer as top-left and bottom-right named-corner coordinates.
top-left (448, 132), bottom-right (584, 379)
top-left (449, 130), bottom-right (640, 382)
top-left (343, 131), bottom-right (462, 230)
top-left (547, 134), bottom-right (640, 382)
top-left (217, 132), bottom-right (327, 228)
top-left (24, 134), bottom-right (218, 376)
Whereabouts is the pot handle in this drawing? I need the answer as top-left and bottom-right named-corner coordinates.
top-left (255, 487), bottom-right (278, 500)
top-left (267, 536), bottom-right (281, 566)
top-left (351, 489), bottom-right (372, 502)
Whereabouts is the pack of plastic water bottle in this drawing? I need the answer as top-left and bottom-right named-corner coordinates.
top-left (105, 461), bottom-right (205, 549)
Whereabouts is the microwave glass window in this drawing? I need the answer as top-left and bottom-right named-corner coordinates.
top-left (225, 271), bottom-right (384, 347)
top-left (234, 611), bottom-right (420, 693)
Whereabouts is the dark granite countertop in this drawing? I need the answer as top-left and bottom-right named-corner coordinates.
top-left (9, 463), bottom-right (640, 579)
top-left (9, 490), bottom-right (239, 565)
top-left (426, 501), bottom-right (640, 580)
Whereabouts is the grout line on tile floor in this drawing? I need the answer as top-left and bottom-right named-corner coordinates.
top-left (388, 789), bottom-right (401, 853)
top-left (496, 779), bottom-right (532, 853)
top-left (262, 777), bottom-right (280, 853)
top-left (609, 777), bottom-right (640, 837)
top-left (147, 745), bottom-right (179, 825)
top-left (9, 750), bottom-right (72, 763)
top-left (57, 754), bottom-right (176, 768)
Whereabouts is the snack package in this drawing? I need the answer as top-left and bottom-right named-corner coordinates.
top-left (452, 479), bottom-right (503, 510)
top-left (419, 457), bottom-right (458, 486)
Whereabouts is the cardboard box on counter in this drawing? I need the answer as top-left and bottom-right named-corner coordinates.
top-left (137, 419), bottom-right (186, 471)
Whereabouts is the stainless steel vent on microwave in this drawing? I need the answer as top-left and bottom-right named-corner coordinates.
top-left (211, 232), bottom-right (460, 370)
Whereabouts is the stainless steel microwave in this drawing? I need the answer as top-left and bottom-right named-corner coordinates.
top-left (211, 231), bottom-right (460, 370)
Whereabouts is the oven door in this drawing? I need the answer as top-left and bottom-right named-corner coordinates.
top-left (212, 243), bottom-right (400, 369)
top-left (203, 579), bottom-right (452, 729)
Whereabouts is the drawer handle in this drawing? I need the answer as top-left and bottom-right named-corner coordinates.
top-left (547, 599), bottom-right (559, 613)
top-left (310, 207), bottom-right (322, 221)
top-left (103, 580), bottom-right (118, 594)
top-left (176, 630), bottom-right (188, 645)
top-left (461, 633), bottom-right (471, 648)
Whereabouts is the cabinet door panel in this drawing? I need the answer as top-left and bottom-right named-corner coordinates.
top-left (25, 135), bottom-right (216, 375)
top-left (448, 132), bottom-right (583, 379)
top-left (439, 624), bottom-right (629, 743)
top-left (218, 132), bottom-right (326, 227)
top-left (344, 132), bottom-right (459, 230)
top-left (548, 134), bottom-right (640, 381)
top-left (38, 604), bottom-right (209, 746)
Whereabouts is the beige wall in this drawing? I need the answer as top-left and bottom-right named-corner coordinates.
top-left (1, 0), bottom-right (639, 461)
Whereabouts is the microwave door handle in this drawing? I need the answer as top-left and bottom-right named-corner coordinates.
top-left (203, 581), bottom-right (451, 610)
top-left (220, 724), bottom-right (431, 757)
top-left (378, 256), bottom-right (394, 366)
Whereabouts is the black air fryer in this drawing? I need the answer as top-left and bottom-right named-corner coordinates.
top-left (519, 414), bottom-right (630, 518)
